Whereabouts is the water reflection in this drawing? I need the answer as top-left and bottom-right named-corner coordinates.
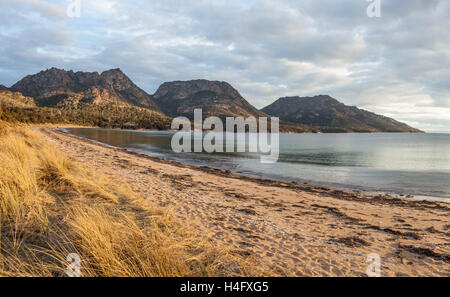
top-left (66, 128), bottom-right (450, 199)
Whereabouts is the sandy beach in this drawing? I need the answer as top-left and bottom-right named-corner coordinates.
top-left (37, 127), bottom-right (450, 277)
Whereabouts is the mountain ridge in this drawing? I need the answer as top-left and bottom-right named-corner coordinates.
top-left (261, 95), bottom-right (422, 133)
top-left (2, 67), bottom-right (422, 133)
top-left (11, 67), bottom-right (161, 111)
top-left (153, 79), bottom-right (268, 120)
top-left (3, 68), bottom-right (171, 129)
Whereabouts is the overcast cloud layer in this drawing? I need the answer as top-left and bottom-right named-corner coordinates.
top-left (1, 0), bottom-right (449, 132)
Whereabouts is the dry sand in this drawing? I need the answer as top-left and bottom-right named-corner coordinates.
top-left (37, 127), bottom-right (450, 277)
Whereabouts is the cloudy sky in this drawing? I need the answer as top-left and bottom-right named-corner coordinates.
top-left (1, 0), bottom-right (449, 132)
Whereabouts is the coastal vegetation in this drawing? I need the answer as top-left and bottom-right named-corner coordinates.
top-left (0, 103), bottom-right (172, 130)
top-left (0, 121), bottom-right (261, 276)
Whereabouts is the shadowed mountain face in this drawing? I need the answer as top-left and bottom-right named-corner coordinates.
top-left (0, 85), bottom-right (9, 91)
top-left (261, 95), bottom-right (422, 133)
top-left (10, 68), bottom-right (160, 111)
top-left (153, 79), bottom-right (267, 120)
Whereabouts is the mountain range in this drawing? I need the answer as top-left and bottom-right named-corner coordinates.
top-left (0, 68), bottom-right (421, 133)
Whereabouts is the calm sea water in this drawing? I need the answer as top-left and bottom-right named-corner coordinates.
top-left (66, 128), bottom-right (450, 201)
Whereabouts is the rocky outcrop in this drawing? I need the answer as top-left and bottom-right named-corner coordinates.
top-left (10, 68), bottom-right (160, 110)
top-left (153, 79), bottom-right (267, 119)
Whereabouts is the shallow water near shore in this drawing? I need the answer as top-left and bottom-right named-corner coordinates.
top-left (65, 128), bottom-right (450, 201)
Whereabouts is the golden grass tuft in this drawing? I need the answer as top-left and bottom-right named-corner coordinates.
top-left (0, 122), bottom-right (264, 277)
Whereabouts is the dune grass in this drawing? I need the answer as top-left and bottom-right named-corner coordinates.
top-left (0, 121), bottom-right (263, 277)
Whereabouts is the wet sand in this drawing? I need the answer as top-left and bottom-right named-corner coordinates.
top-left (37, 127), bottom-right (450, 276)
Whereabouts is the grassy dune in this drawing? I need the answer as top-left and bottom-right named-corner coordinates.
top-left (0, 121), bottom-right (261, 276)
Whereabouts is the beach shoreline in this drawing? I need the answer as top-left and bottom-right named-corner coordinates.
top-left (37, 126), bottom-right (450, 276)
top-left (59, 125), bottom-right (445, 203)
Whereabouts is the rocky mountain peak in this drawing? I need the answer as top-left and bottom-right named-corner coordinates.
top-left (10, 68), bottom-right (100, 98)
top-left (153, 79), bottom-right (243, 101)
top-left (277, 95), bottom-right (339, 104)
top-left (152, 79), bottom-right (265, 119)
top-left (9, 67), bottom-right (160, 110)
top-left (261, 95), bottom-right (421, 132)
top-left (99, 68), bottom-right (134, 92)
